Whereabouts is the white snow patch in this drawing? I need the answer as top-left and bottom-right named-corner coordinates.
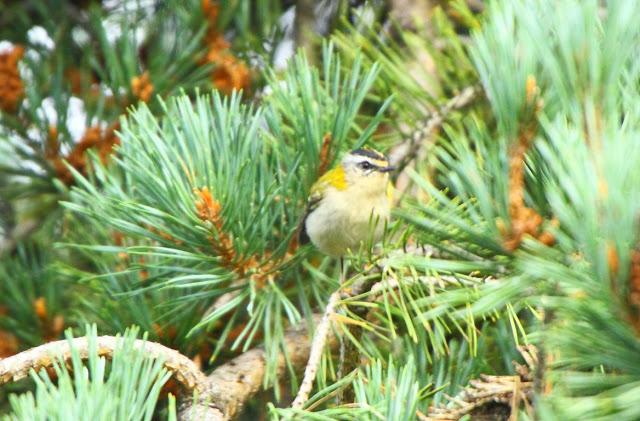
top-left (273, 39), bottom-right (295, 70)
top-left (353, 4), bottom-right (376, 26)
top-left (35, 97), bottom-right (88, 143)
top-left (66, 97), bottom-right (88, 142)
top-left (0, 40), bottom-right (14, 54)
top-left (72, 27), bottom-right (91, 46)
top-left (273, 7), bottom-right (296, 70)
top-left (280, 6), bottom-right (296, 32)
top-left (27, 26), bottom-right (54, 50)
top-left (18, 61), bottom-right (33, 85)
top-left (25, 49), bottom-right (41, 62)
top-left (104, 19), bottom-right (123, 44)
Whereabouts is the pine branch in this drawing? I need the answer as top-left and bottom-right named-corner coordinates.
top-left (182, 271), bottom-right (474, 419)
top-left (0, 317), bottom-right (341, 421)
top-left (0, 335), bottom-right (208, 392)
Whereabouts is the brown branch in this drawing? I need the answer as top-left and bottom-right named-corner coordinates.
top-left (0, 335), bottom-right (208, 392)
top-left (179, 314), bottom-right (338, 421)
top-left (628, 250), bottom-right (640, 334)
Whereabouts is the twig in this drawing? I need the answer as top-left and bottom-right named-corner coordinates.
top-left (0, 335), bottom-right (208, 392)
top-left (392, 85), bottom-right (480, 175)
top-left (290, 290), bottom-right (341, 409)
top-left (335, 331), bottom-right (346, 403)
top-left (534, 309), bottom-right (551, 396)
top-left (424, 347), bottom-right (535, 421)
top-left (368, 274), bottom-right (494, 297)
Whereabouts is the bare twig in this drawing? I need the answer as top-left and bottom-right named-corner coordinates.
top-left (335, 333), bottom-right (347, 403)
top-left (425, 375), bottom-right (532, 420)
top-left (0, 335), bottom-right (208, 391)
top-left (368, 274), bottom-right (495, 298)
top-left (290, 290), bottom-right (341, 409)
top-left (392, 85), bottom-right (480, 175)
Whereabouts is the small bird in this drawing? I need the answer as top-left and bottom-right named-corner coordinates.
top-left (300, 148), bottom-right (395, 258)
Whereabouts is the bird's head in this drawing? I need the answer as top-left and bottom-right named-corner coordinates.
top-left (340, 148), bottom-right (395, 196)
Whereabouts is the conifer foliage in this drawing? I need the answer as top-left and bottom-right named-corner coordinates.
top-left (1, 1), bottom-right (640, 420)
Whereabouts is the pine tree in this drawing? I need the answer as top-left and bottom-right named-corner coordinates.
top-left (1, 1), bottom-right (639, 420)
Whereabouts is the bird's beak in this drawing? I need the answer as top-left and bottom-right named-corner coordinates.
top-left (378, 165), bottom-right (396, 173)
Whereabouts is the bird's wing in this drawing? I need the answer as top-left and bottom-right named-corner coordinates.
top-left (297, 167), bottom-right (344, 245)
top-left (298, 182), bottom-right (324, 245)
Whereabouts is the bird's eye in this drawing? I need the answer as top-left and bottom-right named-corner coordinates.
top-left (359, 161), bottom-right (373, 170)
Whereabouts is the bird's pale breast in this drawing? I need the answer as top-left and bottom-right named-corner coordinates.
top-left (304, 185), bottom-right (390, 257)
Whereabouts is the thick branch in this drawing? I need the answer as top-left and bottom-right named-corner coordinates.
top-left (179, 314), bottom-right (337, 421)
top-left (0, 335), bottom-right (208, 391)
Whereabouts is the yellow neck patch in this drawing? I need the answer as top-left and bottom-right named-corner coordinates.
top-left (316, 166), bottom-right (347, 191)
